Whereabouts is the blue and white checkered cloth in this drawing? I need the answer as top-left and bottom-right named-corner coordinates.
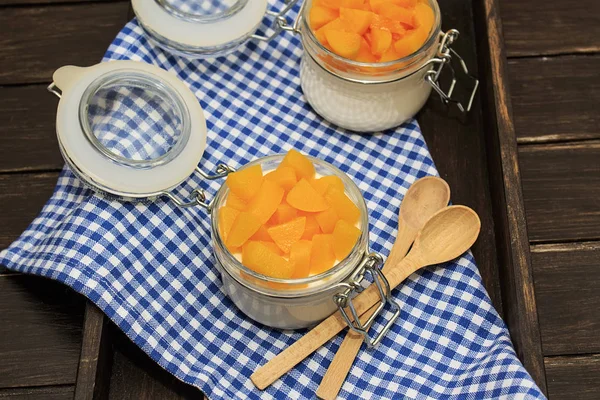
top-left (0, 5), bottom-right (544, 399)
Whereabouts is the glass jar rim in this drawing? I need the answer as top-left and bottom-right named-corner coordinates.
top-left (301, 0), bottom-right (441, 71)
top-left (211, 154), bottom-right (370, 296)
top-left (155, 0), bottom-right (249, 23)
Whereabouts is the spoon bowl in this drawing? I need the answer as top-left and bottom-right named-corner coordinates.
top-left (400, 176), bottom-right (451, 230)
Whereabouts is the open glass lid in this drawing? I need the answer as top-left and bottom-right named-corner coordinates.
top-left (131, 0), bottom-right (299, 58)
top-left (48, 61), bottom-right (207, 200)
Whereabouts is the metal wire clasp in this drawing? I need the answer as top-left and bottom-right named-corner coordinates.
top-left (161, 163), bottom-right (234, 211)
top-left (252, 0), bottom-right (302, 42)
top-left (333, 252), bottom-right (401, 348)
top-left (425, 29), bottom-right (479, 113)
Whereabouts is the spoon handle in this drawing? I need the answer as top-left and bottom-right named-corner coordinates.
top-left (251, 255), bottom-right (421, 390)
top-left (316, 223), bottom-right (417, 400)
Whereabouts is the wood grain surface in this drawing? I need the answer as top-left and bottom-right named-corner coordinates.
top-left (509, 56), bottom-right (600, 144)
top-left (519, 141), bottom-right (600, 243)
top-left (532, 242), bottom-right (600, 356)
top-left (0, 386), bottom-right (74, 400)
top-left (500, 0), bottom-right (600, 57)
top-left (0, 85), bottom-right (63, 173)
top-left (0, 274), bottom-right (84, 388)
top-left (0, 2), bottom-right (130, 85)
top-left (471, 0), bottom-right (547, 391)
top-left (545, 354), bottom-right (600, 400)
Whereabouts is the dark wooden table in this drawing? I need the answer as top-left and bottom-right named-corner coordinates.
top-left (0, 0), bottom-right (598, 399)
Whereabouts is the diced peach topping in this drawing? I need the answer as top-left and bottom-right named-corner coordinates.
top-left (220, 150), bottom-right (363, 280)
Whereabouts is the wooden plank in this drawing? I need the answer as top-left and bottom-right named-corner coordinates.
top-left (108, 325), bottom-right (204, 400)
top-left (509, 55), bottom-right (600, 144)
top-left (0, 274), bottom-right (84, 388)
top-left (531, 242), bottom-right (600, 356)
top-left (545, 354), bottom-right (600, 400)
top-left (74, 303), bottom-right (112, 400)
top-left (519, 141), bottom-right (600, 243)
top-left (472, 0), bottom-right (547, 392)
top-left (0, 172), bottom-right (59, 250)
top-left (418, 0), bottom-right (503, 314)
top-left (0, 85), bottom-right (63, 173)
top-left (500, 0), bottom-right (600, 57)
top-left (0, 385), bottom-right (74, 399)
top-left (0, 2), bottom-right (130, 85)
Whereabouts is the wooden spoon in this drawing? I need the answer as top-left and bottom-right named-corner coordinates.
top-left (317, 176), bottom-right (450, 400)
top-left (251, 205), bottom-right (481, 390)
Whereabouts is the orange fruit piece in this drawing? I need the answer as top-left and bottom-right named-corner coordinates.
top-left (218, 206), bottom-right (240, 241)
top-left (370, 13), bottom-right (406, 34)
top-left (315, 207), bottom-right (340, 233)
top-left (311, 175), bottom-right (345, 195)
top-left (370, 27), bottom-right (392, 56)
top-left (339, 8), bottom-right (374, 35)
top-left (355, 38), bottom-right (378, 62)
top-left (287, 179), bottom-right (329, 212)
top-left (242, 241), bottom-right (294, 279)
top-left (251, 224), bottom-right (272, 241)
top-left (310, 234), bottom-right (336, 274)
top-left (394, 28), bottom-right (428, 57)
top-left (226, 211), bottom-right (262, 249)
top-left (324, 187), bottom-right (361, 225)
top-left (310, 5), bottom-right (339, 30)
top-left (246, 179), bottom-right (285, 224)
top-left (414, 2), bottom-right (434, 30)
top-left (280, 149), bottom-right (316, 181)
top-left (377, 3), bottom-right (415, 27)
top-left (265, 166), bottom-right (297, 191)
top-left (290, 240), bottom-right (313, 279)
top-left (332, 219), bottom-right (362, 260)
top-left (256, 240), bottom-right (284, 256)
top-left (226, 191), bottom-right (247, 211)
top-left (268, 216), bottom-right (306, 254)
top-left (325, 29), bottom-right (362, 59)
top-left (316, 0), bottom-right (343, 9)
top-left (389, 0), bottom-right (417, 7)
top-left (225, 164), bottom-right (263, 202)
top-left (379, 44), bottom-right (403, 62)
top-left (269, 202), bottom-right (298, 225)
top-left (340, 0), bottom-right (367, 9)
top-left (301, 214), bottom-right (322, 240)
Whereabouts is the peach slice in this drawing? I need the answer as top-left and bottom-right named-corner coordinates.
top-left (325, 29), bottom-right (362, 59)
top-left (310, 5), bottom-right (339, 30)
top-left (290, 240), bottom-right (313, 279)
top-left (265, 166), bottom-right (297, 191)
top-left (279, 149), bottom-right (316, 181)
top-left (218, 206), bottom-right (240, 241)
top-left (370, 13), bottom-right (406, 34)
top-left (332, 219), bottom-right (362, 260)
top-left (226, 211), bottom-right (262, 249)
top-left (251, 224), bottom-right (272, 241)
top-left (311, 175), bottom-right (345, 195)
top-left (225, 164), bottom-right (263, 202)
top-left (269, 202), bottom-right (298, 225)
top-left (246, 179), bottom-right (285, 224)
top-left (324, 187), bottom-right (360, 225)
top-left (301, 214), bottom-right (322, 240)
top-left (370, 27), bottom-right (392, 56)
top-left (377, 3), bottom-right (415, 27)
top-left (268, 217), bottom-right (306, 254)
top-left (379, 45), bottom-right (403, 62)
top-left (242, 241), bottom-right (294, 279)
top-left (414, 2), bottom-right (434, 30)
top-left (340, 0), bottom-right (367, 9)
top-left (339, 8), bottom-right (374, 35)
top-left (226, 191), bottom-right (247, 211)
top-left (355, 38), bottom-right (378, 63)
top-left (310, 234), bottom-right (336, 274)
top-left (287, 179), bottom-right (329, 212)
top-left (394, 28), bottom-right (427, 58)
top-left (315, 207), bottom-right (340, 234)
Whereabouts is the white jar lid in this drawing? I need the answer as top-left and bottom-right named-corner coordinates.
top-left (51, 61), bottom-right (207, 199)
top-left (132, 0), bottom-right (268, 58)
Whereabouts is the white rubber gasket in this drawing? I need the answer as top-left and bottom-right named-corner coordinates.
top-left (132, 0), bottom-right (268, 49)
top-left (53, 61), bottom-right (207, 198)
